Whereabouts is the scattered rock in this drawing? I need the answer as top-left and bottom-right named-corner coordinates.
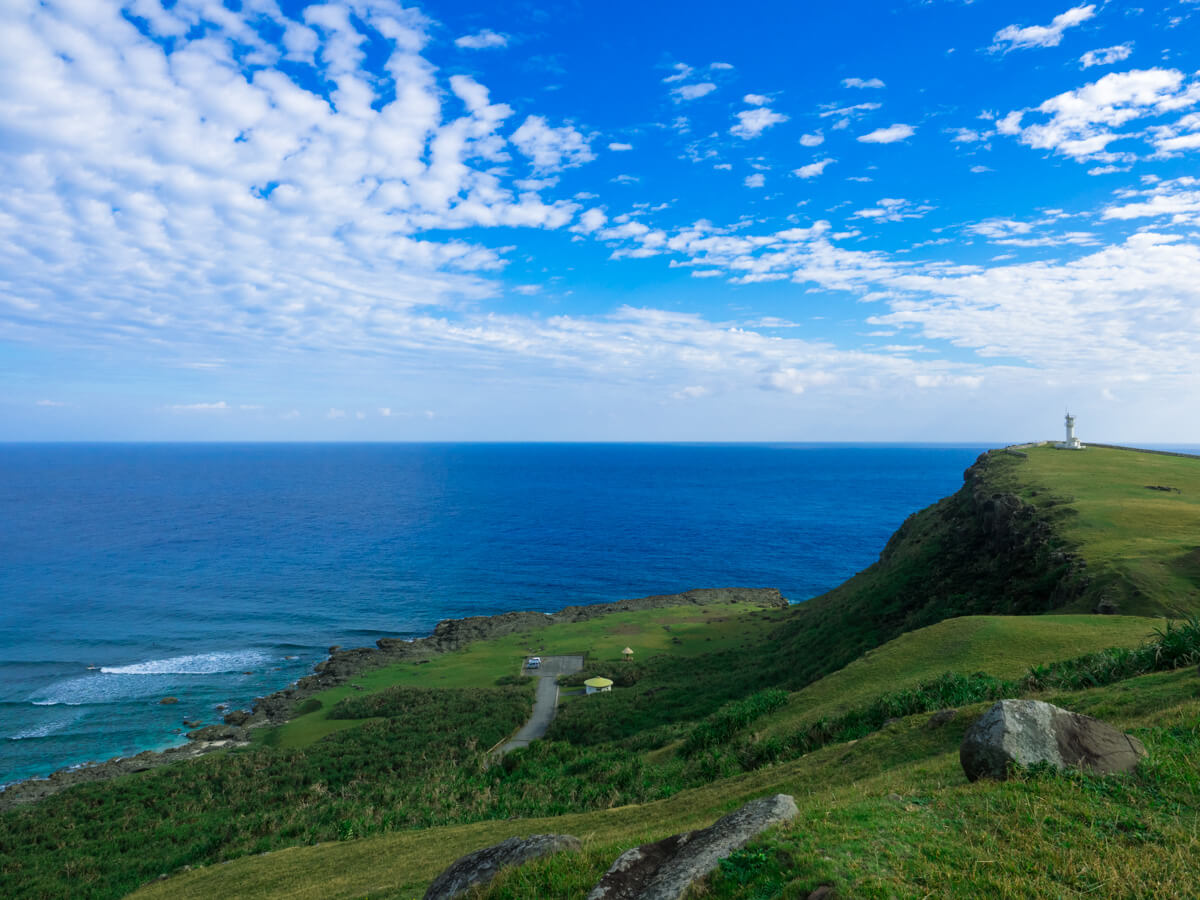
top-left (885, 793), bottom-right (903, 804)
top-left (807, 886), bottom-right (836, 900)
top-left (586, 794), bottom-right (799, 900)
top-left (159, 697), bottom-right (179, 705)
top-left (960, 699), bottom-right (1146, 782)
top-left (423, 834), bottom-right (581, 900)
top-left (222, 709), bottom-right (252, 727)
top-left (1144, 485), bottom-right (1181, 493)
top-left (181, 719), bottom-right (201, 728)
top-left (927, 708), bottom-right (957, 729)
top-left (186, 724), bottom-right (247, 742)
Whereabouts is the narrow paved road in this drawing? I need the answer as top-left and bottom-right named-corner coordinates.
top-left (496, 655), bottom-right (584, 755)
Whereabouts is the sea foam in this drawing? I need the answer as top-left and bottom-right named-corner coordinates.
top-left (100, 650), bottom-right (270, 676)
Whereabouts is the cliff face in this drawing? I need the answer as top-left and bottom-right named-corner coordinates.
top-left (772, 450), bottom-right (1088, 690)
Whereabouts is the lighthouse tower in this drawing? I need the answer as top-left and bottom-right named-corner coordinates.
top-left (1056, 412), bottom-right (1085, 450)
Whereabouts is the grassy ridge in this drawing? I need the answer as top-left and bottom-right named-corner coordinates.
top-left (992, 445), bottom-right (1200, 616)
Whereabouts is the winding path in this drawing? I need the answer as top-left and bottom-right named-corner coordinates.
top-left (495, 655), bottom-right (584, 755)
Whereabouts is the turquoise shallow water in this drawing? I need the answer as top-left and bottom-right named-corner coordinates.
top-left (0, 442), bottom-right (986, 784)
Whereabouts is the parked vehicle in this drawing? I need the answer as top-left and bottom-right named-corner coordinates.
top-left (526, 656), bottom-right (541, 669)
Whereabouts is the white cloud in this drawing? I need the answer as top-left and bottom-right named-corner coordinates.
top-left (851, 198), bottom-right (933, 222)
top-left (663, 63), bottom-right (693, 83)
top-left (572, 207), bottom-right (609, 234)
top-left (991, 5), bottom-right (1096, 53)
top-left (820, 102), bottom-right (881, 120)
top-left (730, 107), bottom-right (788, 139)
top-left (0, 0), bottom-right (596, 370)
top-left (799, 132), bottom-right (824, 147)
top-left (1103, 177), bottom-right (1200, 224)
top-left (875, 232), bottom-right (1200, 373)
top-left (967, 217), bottom-right (1098, 247)
top-left (379, 407), bottom-right (392, 417)
top-left (674, 82), bottom-right (717, 101)
top-left (169, 401), bottom-right (230, 411)
top-left (608, 142), bottom-right (633, 151)
top-left (511, 116), bottom-right (595, 172)
top-left (949, 128), bottom-right (989, 143)
top-left (842, 77), bottom-right (885, 89)
top-left (794, 159), bottom-right (835, 178)
top-left (858, 123), bottom-right (916, 143)
top-left (744, 173), bottom-right (765, 188)
top-left (327, 408), bottom-right (346, 419)
top-left (672, 385), bottom-right (710, 400)
top-left (1081, 43), bottom-right (1133, 68)
top-left (35, 399), bottom-right (67, 406)
top-left (455, 29), bottom-right (508, 49)
top-left (999, 69), bottom-right (1200, 161)
top-left (743, 94), bottom-right (769, 106)
top-left (970, 165), bottom-right (993, 173)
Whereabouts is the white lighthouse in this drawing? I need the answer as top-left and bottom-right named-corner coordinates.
top-left (1056, 412), bottom-right (1085, 450)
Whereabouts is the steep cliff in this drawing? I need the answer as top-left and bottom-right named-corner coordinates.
top-left (772, 450), bottom-right (1088, 689)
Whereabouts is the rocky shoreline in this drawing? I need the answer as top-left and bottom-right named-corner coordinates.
top-left (0, 587), bottom-right (785, 809)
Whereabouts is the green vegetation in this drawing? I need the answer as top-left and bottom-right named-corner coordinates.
top-left (130, 667), bottom-right (1200, 900)
top-left (989, 444), bottom-right (1200, 616)
top-left (0, 684), bottom-right (532, 899)
top-left (7, 445), bottom-right (1200, 899)
top-left (268, 600), bottom-right (780, 750)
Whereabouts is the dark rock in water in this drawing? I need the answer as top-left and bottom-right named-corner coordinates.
top-left (927, 708), bottom-right (957, 729)
top-left (186, 724), bottom-right (247, 742)
top-left (586, 793), bottom-right (799, 900)
top-left (423, 834), bottom-right (581, 900)
top-left (181, 719), bottom-right (201, 728)
top-left (960, 699), bottom-right (1146, 782)
top-left (159, 697), bottom-right (179, 705)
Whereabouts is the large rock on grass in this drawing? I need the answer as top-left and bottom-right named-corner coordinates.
top-left (423, 834), bottom-right (581, 900)
top-left (586, 794), bottom-right (799, 900)
top-left (960, 699), bottom-right (1146, 782)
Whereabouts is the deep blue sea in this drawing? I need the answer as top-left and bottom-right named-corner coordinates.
top-left (0, 443), bottom-right (987, 785)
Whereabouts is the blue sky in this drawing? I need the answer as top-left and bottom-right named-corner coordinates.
top-left (3, 0), bottom-right (1200, 441)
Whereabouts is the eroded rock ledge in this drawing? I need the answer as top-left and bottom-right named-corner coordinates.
top-left (0, 587), bottom-right (784, 809)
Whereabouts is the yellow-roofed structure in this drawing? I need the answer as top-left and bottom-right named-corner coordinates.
top-left (584, 676), bottom-right (613, 695)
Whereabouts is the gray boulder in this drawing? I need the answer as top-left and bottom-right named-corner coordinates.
top-left (960, 699), bottom-right (1146, 782)
top-left (586, 793), bottom-right (798, 900)
top-left (423, 833), bottom-right (581, 900)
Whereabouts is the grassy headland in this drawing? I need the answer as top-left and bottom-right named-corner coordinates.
top-left (5, 444), bottom-right (1200, 899)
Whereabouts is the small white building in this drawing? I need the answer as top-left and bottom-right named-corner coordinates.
top-left (584, 677), bottom-right (613, 695)
top-left (1055, 412), bottom-right (1085, 450)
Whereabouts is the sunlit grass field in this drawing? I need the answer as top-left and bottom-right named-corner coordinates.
top-left (995, 445), bottom-right (1200, 616)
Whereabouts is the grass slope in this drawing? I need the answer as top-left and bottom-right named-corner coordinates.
top-left (129, 664), bottom-right (1200, 900)
top-left (989, 444), bottom-right (1200, 617)
top-left (760, 614), bottom-right (1159, 736)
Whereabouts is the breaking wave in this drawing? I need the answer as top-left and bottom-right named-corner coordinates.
top-left (100, 650), bottom-right (270, 676)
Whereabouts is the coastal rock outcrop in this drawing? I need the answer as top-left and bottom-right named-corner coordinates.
top-left (960, 699), bottom-right (1146, 781)
top-left (423, 834), bottom-right (582, 900)
top-left (586, 793), bottom-right (799, 900)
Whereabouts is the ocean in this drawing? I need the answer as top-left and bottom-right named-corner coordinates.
top-left (0, 442), bottom-right (986, 784)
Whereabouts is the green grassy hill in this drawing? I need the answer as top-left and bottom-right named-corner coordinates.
top-left (989, 444), bottom-right (1200, 617)
top-left (4, 444), bottom-right (1200, 899)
